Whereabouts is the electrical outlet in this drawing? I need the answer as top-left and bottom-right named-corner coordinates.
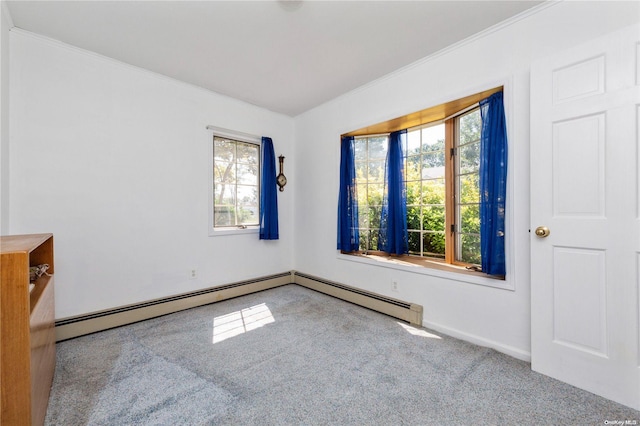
top-left (189, 269), bottom-right (197, 280)
top-left (392, 280), bottom-right (399, 292)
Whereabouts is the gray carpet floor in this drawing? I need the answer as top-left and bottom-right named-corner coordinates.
top-left (45, 284), bottom-right (640, 425)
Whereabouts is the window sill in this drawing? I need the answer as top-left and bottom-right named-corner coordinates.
top-left (337, 251), bottom-right (513, 291)
top-left (209, 227), bottom-right (259, 237)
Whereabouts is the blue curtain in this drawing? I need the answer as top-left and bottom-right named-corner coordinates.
top-left (260, 136), bottom-right (279, 240)
top-left (479, 92), bottom-right (507, 276)
top-left (378, 130), bottom-right (408, 255)
top-left (337, 136), bottom-right (360, 252)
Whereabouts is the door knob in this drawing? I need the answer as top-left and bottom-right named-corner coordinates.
top-left (534, 226), bottom-right (550, 238)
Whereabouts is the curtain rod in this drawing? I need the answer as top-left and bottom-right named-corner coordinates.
top-left (206, 125), bottom-right (262, 142)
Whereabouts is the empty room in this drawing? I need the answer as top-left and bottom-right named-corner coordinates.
top-left (1, 0), bottom-right (640, 424)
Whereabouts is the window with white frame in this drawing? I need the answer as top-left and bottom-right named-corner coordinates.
top-left (212, 136), bottom-right (260, 229)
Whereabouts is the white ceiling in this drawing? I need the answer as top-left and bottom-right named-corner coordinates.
top-left (5, 1), bottom-right (543, 116)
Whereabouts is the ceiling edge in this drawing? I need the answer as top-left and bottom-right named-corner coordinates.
top-left (296, 0), bottom-right (557, 119)
top-left (8, 27), bottom-right (292, 118)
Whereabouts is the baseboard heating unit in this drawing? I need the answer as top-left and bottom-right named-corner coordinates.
top-left (55, 270), bottom-right (423, 341)
top-left (55, 272), bottom-right (293, 341)
top-left (292, 271), bottom-right (423, 326)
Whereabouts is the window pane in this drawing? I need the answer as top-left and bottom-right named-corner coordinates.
top-left (407, 205), bottom-right (421, 230)
top-left (367, 183), bottom-right (384, 206)
top-left (422, 151), bottom-right (445, 169)
top-left (406, 154), bottom-right (421, 178)
top-left (354, 138), bottom-right (367, 160)
top-left (368, 160), bottom-right (385, 183)
top-left (355, 161), bottom-right (367, 183)
top-left (214, 161), bottom-right (236, 183)
top-left (237, 163), bottom-right (258, 185)
top-left (236, 163), bottom-right (258, 185)
top-left (214, 205), bottom-right (235, 227)
top-left (357, 186), bottom-right (368, 209)
top-left (459, 174), bottom-right (480, 204)
top-left (358, 210), bottom-right (369, 229)
top-left (236, 142), bottom-right (258, 164)
top-left (459, 110), bottom-right (481, 145)
top-left (237, 185), bottom-right (258, 206)
top-left (459, 142), bottom-right (480, 174)
top-left (353, 138), bottom-right (367, 161)
top-left (421, 124), bottom-right (445, 152)
top-left (460, 204), bottom-right (480, 234)
top-left (422, 206), bottom-right (445, 232)
top-left (423, 232), bottom-right (445, 258)
top-left (369, 206), bottom-right (382, 229)
top-left (214, 183), bottom-right (236, 227)
top-left (215, 183), bottom-right (236, 205)
top-left (368, 137), bottom-right (387, 159)
top-left (422, 178), bottom-right (445, 205)
top-left (237, 185), bottom-right (258, 226)
top-left (237, 205), bottom-right (258, 225)
top-left (359, 232), bottom-right (370, 252)
top-left (407, 130), bottom-right (421, 154)
top-left (214, 138), bottom-right (235, 162)
top-left (406, 181), bottom-right (421, 206)
top-left (368, 230), bottom-right (379, 251)
top-left (458, 234), bottom-right (481, 265)
top-left (408, 231), bottom-right (420, 254)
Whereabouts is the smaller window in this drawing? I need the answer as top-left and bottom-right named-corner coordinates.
top-left (212, 136), bottom-right (260, 229)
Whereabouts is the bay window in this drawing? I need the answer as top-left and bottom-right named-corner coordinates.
top-left (338, 88), bottom-right (506, 278)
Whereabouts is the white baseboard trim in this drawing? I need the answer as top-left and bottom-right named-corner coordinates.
top-left (423, 320), bottom-right (531, 362)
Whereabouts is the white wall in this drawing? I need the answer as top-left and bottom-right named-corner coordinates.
top-left (293, 1), bottom-right (640, 360)
top-left (9, 30), bottom-right (295, 318)
top-left (8, 1), bottom-right (639, 360)
top-left (0, 2), bottom-right (11, 234)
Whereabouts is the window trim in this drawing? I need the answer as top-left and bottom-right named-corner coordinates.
top-left (337, 84), bottom-right (513, 289)
top-left (208, 127), bottom-right (261, 237)
top-left (337, 250), bottom-right (512, 290)
top-left (343, 87), bottom-right (502, 138)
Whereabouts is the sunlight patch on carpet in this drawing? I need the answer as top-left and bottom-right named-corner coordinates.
top-left (397, 322), bottom-right (442, 339)
top-left (213, 303), bottom-right (275, 344)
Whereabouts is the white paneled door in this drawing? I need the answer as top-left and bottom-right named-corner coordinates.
top-left (530, 23), bottom-right (640, 410)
